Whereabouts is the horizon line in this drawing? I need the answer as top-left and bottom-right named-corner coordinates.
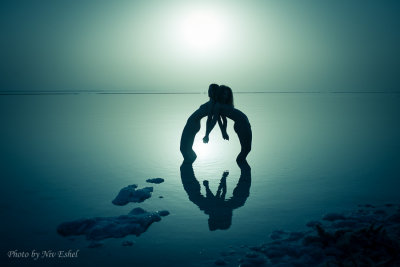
top-left (0, 90), bottom-right (399, 96)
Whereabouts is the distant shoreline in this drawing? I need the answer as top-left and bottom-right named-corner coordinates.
top-left (1, 91), bottom-right (400, 96)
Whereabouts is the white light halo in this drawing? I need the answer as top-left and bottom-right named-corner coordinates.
top-left (178, 7), bottom-right (228, 53)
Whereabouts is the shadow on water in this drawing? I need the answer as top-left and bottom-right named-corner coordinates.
top-left (180, 162), bottom-right (251, 231)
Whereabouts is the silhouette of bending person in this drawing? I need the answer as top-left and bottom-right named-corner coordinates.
top-left (180, 162), bottom-right (251, 231)
top-left (180, 84), bottom-right (228, 163)
top-left (203, 85), bottom-right (252, 163)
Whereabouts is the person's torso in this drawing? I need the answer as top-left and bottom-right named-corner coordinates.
top-left (187, 102), bottom-right (209, 122)
top-left (218, 104), bottom-right (249, 125)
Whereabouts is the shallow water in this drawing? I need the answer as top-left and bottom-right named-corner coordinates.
top-left (1, 93), bottom-right (399, 266)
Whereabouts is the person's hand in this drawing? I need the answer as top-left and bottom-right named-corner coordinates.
top-left (222, 132), bottom-right (229, 140)
top-left (203, 135), bottom-right (209, 143)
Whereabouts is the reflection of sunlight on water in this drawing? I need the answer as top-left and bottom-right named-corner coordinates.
top-left (192, 123), bottom-right (241, 168)
top-left (192, 138), bottom-right (214, 159)
top-left (191, 130), bottom-right (243, 198)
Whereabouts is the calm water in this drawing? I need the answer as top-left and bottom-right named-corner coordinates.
top-left (1, 93), bottom-right (400, 266)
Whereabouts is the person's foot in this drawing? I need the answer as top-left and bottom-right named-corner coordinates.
top-left (236, 158), bottom-right (249, 169)
top-left (190, 151), bottom-right (197, 162)
top-left (183, 151), bottom-right (197, 164)
top-left (183, 157), bottom-right (193, 164)
top-left (182, 159), bottom-right (192, 164)
top-left (236, 154), bottom-right (248, 165)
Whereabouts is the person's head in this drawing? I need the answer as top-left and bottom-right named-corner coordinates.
top-left (218, 85), bottom-right (234, 107)
top-left (208, 84), bottom-right (219, 101)
top-left (208, 210), bottom-right (232, 231)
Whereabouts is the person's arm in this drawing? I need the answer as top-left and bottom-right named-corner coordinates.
top-left (221, 115), bottom-right (229, 140)
top-left (204, 101), bottom-right (214, 138)
top-left (203, 104), bottom-right (220, 143)
top-left (217, 116), bottom-right (225, 137)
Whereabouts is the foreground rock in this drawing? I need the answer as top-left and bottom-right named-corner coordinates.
top-left (57, 207), bottom-right (169, 241)
top-left (214, 204), bottom-right (400, 266)
top-left (112, 184), bottom-right (153, 205)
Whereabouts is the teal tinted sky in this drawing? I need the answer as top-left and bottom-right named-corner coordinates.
top-left (1, 0), bottom-right (399, 93)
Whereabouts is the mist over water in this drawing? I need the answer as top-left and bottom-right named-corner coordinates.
top-left (1, 0), bottom-right (399, 93)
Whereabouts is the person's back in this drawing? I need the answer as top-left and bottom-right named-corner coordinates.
top-left (217, 103), bottom-right (249, 126)
top-left (186, 103), bottom-right (209, 124)
top-left (223, 104), bottom-right (252, 163)
top-left (180, 102), bottom-right (209, 163)
top-left (180, 83), bottom-right (221, 163)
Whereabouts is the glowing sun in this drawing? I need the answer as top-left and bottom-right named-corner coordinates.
top-left (177, 7), bottom-right (228, 53)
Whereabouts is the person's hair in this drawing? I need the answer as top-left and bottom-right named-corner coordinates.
top-left (208, 214), bottom-right (231, 231)
top-left (218, 85), bottom-right (234, 107)
top-left (208, 84), bottom-right (219, 100)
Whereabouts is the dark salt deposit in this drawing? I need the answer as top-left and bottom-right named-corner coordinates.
top-left (88, 241), bottom-right (103, 248)
top-left (57, 207), bottom-right (169, 241)
top-left (214, 204), bottom-right (400, 266)
top-left (146, 178), bottom-right (165, 184)
top-left (122, 240), bottom-right (135, 246)
top-left (112, 184), bottom-right (153, 205)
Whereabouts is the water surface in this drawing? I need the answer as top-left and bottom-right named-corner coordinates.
top-left (1, 93), bottom-right (399, 266)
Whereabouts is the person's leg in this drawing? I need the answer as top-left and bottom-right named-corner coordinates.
top-left (180, 127), bottom-right (189, 158)
top-left (181, 145), bottom-right (197, 164)
top-left (181, 123), bottom-right (199, 163)
top-left (181, 144), bottom-right (195, 164)
top-left (235, 124), bottom-right (252, 163)
top-left (185, 149), bottom-right (197, 164)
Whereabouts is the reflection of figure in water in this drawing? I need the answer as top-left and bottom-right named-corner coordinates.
top-left (180, 162), bottom-right (251, 231)
top-left (203, 85), bottom-right (252, 164)
top-left (180, 84), bottom-right (229, 163)
top-left (203, 171), bottom-right (228, 201)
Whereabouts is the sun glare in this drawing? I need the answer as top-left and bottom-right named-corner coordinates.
top-left (191, 130), bottom-right (239, 164)
top-left (177, 7), bottom-right (228, 53)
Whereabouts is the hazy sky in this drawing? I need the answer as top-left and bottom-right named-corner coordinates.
top-left (1, 0), bottom-right (399, 93)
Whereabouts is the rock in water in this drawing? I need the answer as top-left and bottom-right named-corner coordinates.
top-left (112, 184), bottom-right (153, 205)
top-left (146, 178), bottom-right (164, 184)
top-left (158, 210), bottom-right (170, 217)
top-left (57, 208), bottom-right (169, 241)
top-left (214, 204), bottom-right (400, 266)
